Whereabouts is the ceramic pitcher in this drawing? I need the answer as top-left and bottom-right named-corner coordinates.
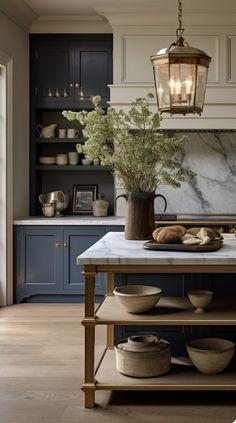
top-left (116, 191), bottom-right (167, 240)
top-left (36, 123), bottom-right (57, 138)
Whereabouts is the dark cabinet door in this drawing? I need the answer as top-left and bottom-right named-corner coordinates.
top-left (30, 35), bottom-right (112, 108)
top-left (75, 46), bottom-right (112, 106)
top-left (63, 227), bottom-right (106, 294)
top-left (16, 227), bottom-right (63, 302)
top-left (32, 43), bottom-right (75, 106)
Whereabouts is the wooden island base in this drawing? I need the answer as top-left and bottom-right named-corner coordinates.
top-left (78, 233), bottom-right (236, 408)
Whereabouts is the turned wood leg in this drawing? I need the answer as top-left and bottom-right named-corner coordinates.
top-left (83, 265), bottom-right (96, 408)
top-left (106, 272), bottom-right (114, 348)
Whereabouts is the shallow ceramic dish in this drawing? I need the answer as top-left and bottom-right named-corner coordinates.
top-left (188, 290), bottom-right (214, 313)
top-left (186, 338), bottom-right (235, 374)
top-left (81, 159), bottom-right (93, 165)
top-left (39, 156), bottom-right (56, 164)
top-left (113, 284), bottom-right (163, 313)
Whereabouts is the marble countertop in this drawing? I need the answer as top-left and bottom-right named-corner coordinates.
top-left (13, 216), bottom-right (125, 225)
top-left (77, 232), bottom-right (236, 266)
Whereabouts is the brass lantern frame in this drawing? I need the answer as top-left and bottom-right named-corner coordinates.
top-left (150, 0), bottom-right (211, 115)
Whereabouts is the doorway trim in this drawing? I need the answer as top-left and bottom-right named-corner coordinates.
top-left (0, 50), bottom-right (13, 306)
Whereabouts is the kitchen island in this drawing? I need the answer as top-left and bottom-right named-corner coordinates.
top-left (77, 232), bottom-right (236, 408)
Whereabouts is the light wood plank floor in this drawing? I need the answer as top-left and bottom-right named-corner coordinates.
top-left (0, 303), bottom-right (236, 423)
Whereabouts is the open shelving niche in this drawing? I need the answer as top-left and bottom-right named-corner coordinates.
top-left (31, 108), bottom-right (115, 216)
top-left (82, 294), bottom-right (236, 397)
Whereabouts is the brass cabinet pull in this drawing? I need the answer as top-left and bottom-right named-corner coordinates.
top-left (55, 241), bottom-right (61, 248)
top-left (80, 87), bottom-right (84, 99)
top-left (75, 83), bottom-right (80, 88)
top-left (64, 242), bottom-right (69, 248)
top-left (69, 83), bottom-right (74, 88)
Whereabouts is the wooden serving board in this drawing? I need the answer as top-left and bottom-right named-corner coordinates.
top-left (143, 239), bottom-right (223, 252)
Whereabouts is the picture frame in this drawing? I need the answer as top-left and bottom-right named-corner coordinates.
top-left (72, 185), bottom-right (97, 214)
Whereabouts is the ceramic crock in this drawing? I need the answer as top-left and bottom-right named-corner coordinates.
top-left (92, 194), bottom-right (109, 217)
top-left (115, 335), bottom-right (171, 377)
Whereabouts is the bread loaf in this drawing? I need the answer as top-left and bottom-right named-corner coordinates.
top-left (153, 225), bottom-right (187, 244)
top-left (187, 227), bottom-right (222, 240)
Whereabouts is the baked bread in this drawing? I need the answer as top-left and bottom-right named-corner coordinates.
top-left (153, 225), bottom-right (187, 244)
top-left (187, 227), bottom-right (223, 240)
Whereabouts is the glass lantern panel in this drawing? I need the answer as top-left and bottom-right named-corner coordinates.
top-left (153, 63), bottom-right (170, 109)
top-left (195, 65), bottom-right (208, 109)
top-left (169, 63), bottom-right (196, 108)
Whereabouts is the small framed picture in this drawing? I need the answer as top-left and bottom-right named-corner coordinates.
top-left (72, 185), bottom-right (97, 214)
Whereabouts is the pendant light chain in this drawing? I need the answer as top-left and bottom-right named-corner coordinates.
top-left (176, 0), bottom-right (185, 45)
top-left (178, 0), bottom-right (183, 31)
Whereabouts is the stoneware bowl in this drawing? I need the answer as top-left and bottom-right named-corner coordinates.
top-left (186, 338), bottom-right (235, 374)
top-left (113, 285), bottom-right (163, 313)
top-left (81, 159), bottom-right (93, 165)
top-left (188, 290), bottom-right (214, 313)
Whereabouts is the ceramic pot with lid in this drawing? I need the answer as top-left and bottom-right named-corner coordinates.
top-left (92, 194), bottom-right (109, 217)
top-left (115, 335), bottom-right (171, 377)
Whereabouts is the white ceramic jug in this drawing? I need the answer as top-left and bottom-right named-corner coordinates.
top-left (36, 123), bottom-right (57, 138)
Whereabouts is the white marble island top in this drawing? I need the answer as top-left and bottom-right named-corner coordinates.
top-left (77, 232), bottom-right (236, 266)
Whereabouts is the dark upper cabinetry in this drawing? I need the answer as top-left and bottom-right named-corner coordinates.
top-left (30, 34), bottom-right (113, 109)
top-left (30, 34), bottom-right (114, 216)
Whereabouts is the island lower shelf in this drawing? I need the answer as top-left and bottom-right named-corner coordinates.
top-left (94, 296), bottom-right (236, 325)
top-left (94, 349), bottom-right (236, 391)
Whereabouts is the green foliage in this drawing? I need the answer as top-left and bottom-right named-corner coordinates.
top-left (62, 94), bottom-right (195, 193)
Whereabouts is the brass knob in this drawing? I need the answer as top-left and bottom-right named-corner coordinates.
top-left (64, 242), bottom-right (69, 248)
top-left (69, 83), bottom-right (74, 88)
top-left (75, 83), bottom-right (80, 88)
top-left (55, 241), bottom-right (61, 248)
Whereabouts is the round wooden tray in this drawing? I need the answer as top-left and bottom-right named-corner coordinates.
top-left (143, 239), bottom-right (223, 252)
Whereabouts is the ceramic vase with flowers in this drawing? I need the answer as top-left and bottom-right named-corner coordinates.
top-left (62, 94), bottom-right (195, 240)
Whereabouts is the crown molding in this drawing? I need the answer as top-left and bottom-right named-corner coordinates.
top-left (30, 16), bottom-right (112, 33)
top-left (0, 0), bottom-right (37, 31)
top-left (37, 15), bottom-right (105, 22)
top-left (96, 10), bottom-right (236, 26)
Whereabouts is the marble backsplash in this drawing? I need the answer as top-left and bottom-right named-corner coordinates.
top-left (153, 131), bottom-right (236, 215)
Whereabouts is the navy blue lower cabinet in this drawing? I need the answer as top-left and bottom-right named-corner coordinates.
top-left (14, 225), bottom-right (110, 303)
top-left (15, 227), bottom-right (63, 303)
top-left (63, 227), bottom-right (106, 294)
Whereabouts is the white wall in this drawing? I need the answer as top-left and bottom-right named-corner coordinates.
top-left (0, 11), bottom-right (29, 218)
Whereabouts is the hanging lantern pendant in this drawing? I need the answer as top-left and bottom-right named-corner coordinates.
top-left (151, 0), bottom-right (211, 115)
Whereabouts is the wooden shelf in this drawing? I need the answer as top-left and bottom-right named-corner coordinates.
top-left (35, 165), bottom-right (112, 171)
top-left (35, 138), bottom-right (84, 144)
top-left (94, 296), bottom-right (236, 326)
top-left (95, 349), bottom-right (236, 390)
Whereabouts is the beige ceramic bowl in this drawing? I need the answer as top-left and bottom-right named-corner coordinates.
top-left (113, 285), bottom-right (163, 313)
top-left (39, 156), bottom-right (56, 165)
top-left (188, 290), bottom-right (214, 313)
top-left (186, 338), bottom-right (235, 374)
top-left (81, 159), bottom-right (93, 165)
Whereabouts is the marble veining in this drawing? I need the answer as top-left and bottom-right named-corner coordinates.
top-left (154, 131), bottom-right (236, 215)
top-left (76, 232), bottom-right (236, 265)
